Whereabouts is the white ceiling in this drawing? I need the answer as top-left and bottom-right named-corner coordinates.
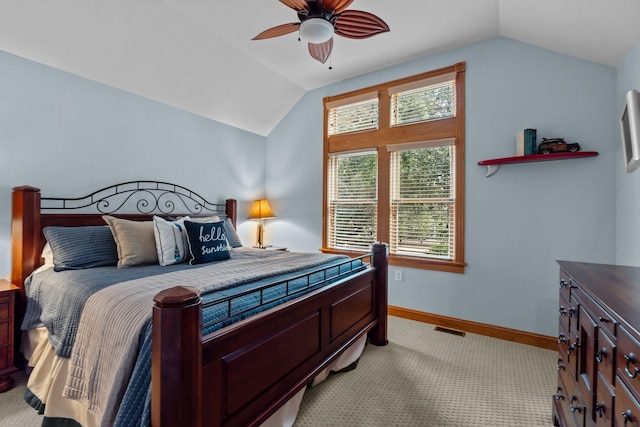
top-left (1, 0), bottom-right (639, 136)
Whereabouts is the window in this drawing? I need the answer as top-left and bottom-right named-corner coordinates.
top-left (328, 94), bottom-right (379, 135)
top-left (327, 150), bottom-right (378, 251)
top-left (391, 80), bottom-right (455, 126)
top-left (389, 140), bottom-right (455, 259)
top-left (322, 63), bottom-right (466, 273)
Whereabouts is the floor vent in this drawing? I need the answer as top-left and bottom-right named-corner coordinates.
top-left (434, 326), bottom-right (466, 337)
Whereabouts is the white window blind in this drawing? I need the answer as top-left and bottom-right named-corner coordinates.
top-left (327, 95), bottom-right (379, 136)
top-left (327, 150), bottom-right (378, 251)
top-left (390, 78), bottom-right (455, 126)
top-left (389, 141), bottom-right (455, 259)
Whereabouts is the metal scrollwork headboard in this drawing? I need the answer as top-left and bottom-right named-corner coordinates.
top-left (40, 180), bottom-right (225, 215)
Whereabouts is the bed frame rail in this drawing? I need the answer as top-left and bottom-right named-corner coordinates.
top-left (202, 255), bottom-right (369, 329)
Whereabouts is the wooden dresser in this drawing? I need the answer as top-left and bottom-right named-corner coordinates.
top-left (0, 279), bottom-right (18, 392)
top-left (554, 261), bottom-right (640, 427)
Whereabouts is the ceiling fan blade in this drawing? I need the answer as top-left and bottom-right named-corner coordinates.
top-left (252, 23), bottom-right (300, 40)
top-left (319, 0), bottom-right (354, 14)
top-left (334, 10), bottom-right (390, 39)
top-left (279, 0), bottom-right (310, 14)
top-left (308, 38), bottom-right (333, 64)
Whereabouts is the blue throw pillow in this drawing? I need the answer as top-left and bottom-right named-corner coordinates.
top-left (223, 217), bottom-right (243, 248)
top-left (43, 226), bottom-right (119, 271)
top-left (183, 220), bottom-right (231, 265)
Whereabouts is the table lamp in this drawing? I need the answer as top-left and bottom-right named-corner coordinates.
top-left (248, 199), bottom-right (276, 248)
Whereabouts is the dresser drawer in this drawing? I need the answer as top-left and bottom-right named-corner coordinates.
top-left (596, 327), bottom-right (616, 390)
top-left (595, 372), bottom-right (614, 427)
top-left (570, 293), bottom-right (580, 336)
top-left (559, 316), bottom-right (569, 362)
top-left (0, 321), bottom-right (8, 346)
top-left (0, 300), bottom-right (9, 321)
top-left (0, 347), bottom-right (7, 371)
top-left (559, 299), bottom-right (572, 333)
top-left (576, 289), bottom-right (617, 338)
top-left (560, 271), bottom-right (572, 303)
top-left (556, 368), bottom-right (586, 427)
top-left (616, 377), bottom-right (640, 427)
top-left (617, 325), bottom-right (640, 397)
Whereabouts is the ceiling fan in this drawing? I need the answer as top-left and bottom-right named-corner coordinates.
top-left (252, 0), bottom-right (390, 65)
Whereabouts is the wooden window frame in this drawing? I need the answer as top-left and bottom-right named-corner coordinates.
top-left (322, 62), bottom-right (466, 274)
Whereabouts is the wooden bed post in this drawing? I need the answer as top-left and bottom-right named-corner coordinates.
top-left (11, 186), bottom-right (41, 292)
top-left (369, 242), bottom-right (389, 346)
top-left (225, 199), bottom-right (237, 228)
top-left (152, 286), bottom-right (203, 427)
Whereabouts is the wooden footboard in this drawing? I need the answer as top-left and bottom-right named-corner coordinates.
top-left (152, 243), bottom-right (388, 427)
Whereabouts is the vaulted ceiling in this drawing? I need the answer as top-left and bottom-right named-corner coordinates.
top-left (1, 0), bottom-right (639, 136)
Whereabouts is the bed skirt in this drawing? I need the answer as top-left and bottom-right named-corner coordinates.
top-left (22, 328), bottom-right (368, 427)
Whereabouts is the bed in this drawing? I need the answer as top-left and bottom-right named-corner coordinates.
top-left (10, 181), bottom-right (389, 427)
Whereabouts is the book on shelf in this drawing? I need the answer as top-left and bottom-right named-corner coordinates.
top-left (516, 128), bottom-right (537, 156)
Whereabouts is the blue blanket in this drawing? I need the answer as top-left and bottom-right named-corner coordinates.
top-left (22, 262), bottom-right (205, 358)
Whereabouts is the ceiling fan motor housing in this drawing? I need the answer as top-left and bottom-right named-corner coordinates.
top-left (299, 18), bottom-right (334, 43)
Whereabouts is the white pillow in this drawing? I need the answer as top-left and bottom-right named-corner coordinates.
top-left (153, 216), bottom-right (191, 266)
top-left (41, 242), bottom-right (54, 269)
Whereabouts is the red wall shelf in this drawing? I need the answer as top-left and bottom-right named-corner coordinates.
top-left (477, 151), bottom-right (599, 177)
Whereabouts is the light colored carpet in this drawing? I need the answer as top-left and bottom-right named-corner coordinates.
top-left (0, 316), bottom-right (556, 427)
top-left (295, 316), bottom-right (557, 427)
top-left (1, 368), bottom-right (37, 426)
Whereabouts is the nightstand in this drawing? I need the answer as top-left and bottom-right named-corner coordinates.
top-left (0, 280), bottom-right (18, 393)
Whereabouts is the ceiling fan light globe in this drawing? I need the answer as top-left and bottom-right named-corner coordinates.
top-left (299, 18), bottom-right (333, 44)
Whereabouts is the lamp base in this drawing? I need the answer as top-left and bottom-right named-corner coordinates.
top-left (255, 221), bottom-right (265, 248)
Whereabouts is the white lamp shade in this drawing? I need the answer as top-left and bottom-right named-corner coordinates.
top-left (299, 18), bottom-right (334, 44)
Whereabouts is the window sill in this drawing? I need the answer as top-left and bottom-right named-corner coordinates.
top-left (390, 255), bottom-right (466, 274)
top-left (320, 248), bottom-right (466, 274)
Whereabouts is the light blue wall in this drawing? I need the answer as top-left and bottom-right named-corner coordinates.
top-left (267, 38), bottom-right (617, 336)
top-left (0, 51), bottom-right (268, 277)
top-left (616, 41), bottom-right (640, 265)
top-left (0, 37), bottom-right (622, 338)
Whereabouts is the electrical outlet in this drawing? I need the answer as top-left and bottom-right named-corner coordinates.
top-left (394, 270), bottom-right (403, 281)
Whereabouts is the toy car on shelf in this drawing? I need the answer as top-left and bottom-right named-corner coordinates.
top-left (537, 138), bottom-right (581, 154)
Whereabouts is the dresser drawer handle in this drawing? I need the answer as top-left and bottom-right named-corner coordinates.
top-left (553, 386), bottom-right (564, 401)
top-left (557, 358), bottom-right (565, 371)
top-left (598, 316), bottom-right (610, 323)
top-left (595, 402), bottom-right (606, 418)
top-left (596, 347), bottom-right (607, 364)
top-left (625, 353), bottom-right (640, 378)
top-left (569, 395), bottom-right (582, 413)
top-left (560, 279), bottom-right (568, 289)
top-left (558, 334), bottom-right (568, 344)
top-left (622, 409), bottom-right (633, 426)
top-left (568, 341), bottom-right (579, 356)
top-left (557, 306), bottom-right (576, 319)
